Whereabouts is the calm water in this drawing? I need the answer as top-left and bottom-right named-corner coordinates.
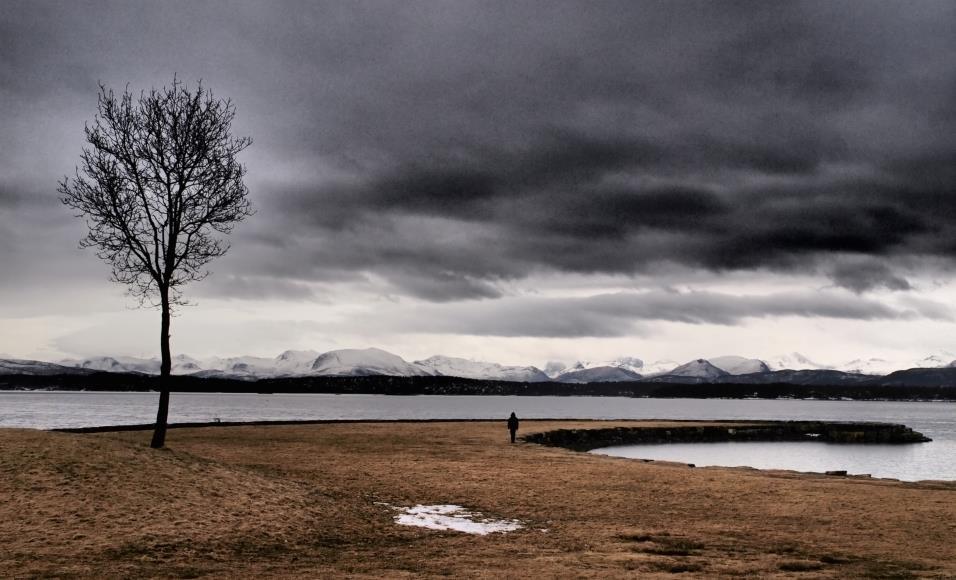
top-left (2, 392), bottom-right (953, 481)
top-left (590, 440), bottom-right (955, 482)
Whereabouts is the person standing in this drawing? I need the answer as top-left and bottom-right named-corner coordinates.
top-left (507, 412), bottom-right (519, 443)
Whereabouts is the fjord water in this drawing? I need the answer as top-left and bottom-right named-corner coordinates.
top-left (1, 392), bottom-right (953, 480)
top-left (590, 440), bottom-right (956, 482)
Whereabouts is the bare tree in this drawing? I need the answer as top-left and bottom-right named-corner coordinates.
top-left (60, 79), bottom-right (252, 448)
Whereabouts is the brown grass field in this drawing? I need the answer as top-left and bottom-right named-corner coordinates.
top-left (2, 420), bottom-right (955, 578)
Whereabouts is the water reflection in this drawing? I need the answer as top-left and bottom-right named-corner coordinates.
top-left (590, 440), bottom-right (952, 482)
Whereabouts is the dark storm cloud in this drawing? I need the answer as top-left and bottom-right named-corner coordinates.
top-left (2, 1), bottom-right (956, 307)
top-left (828, 261), bottom-right (912, 294)
top-left (365, 289), bottom-right (944, 338)
top-left (193, 275), bottom-right (320, 302)
top-left (381, 269), bottom-right (504, 302)
top-left (0, 189), bottom-right (20, 209)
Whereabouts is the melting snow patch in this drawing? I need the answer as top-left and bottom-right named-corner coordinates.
top-left (390, 504), bottom-right (524, 535)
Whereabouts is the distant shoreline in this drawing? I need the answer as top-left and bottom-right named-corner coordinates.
top-left (0, 369), bottom-right (956, 402)
top-left (2, 370), bottom-right (956, 401)
top-left (4, 391), bottom-right (956, 403)
top-left (4, 388), bottom-right (955, 404)
top-left (50, 418), bottom-right (935, 444)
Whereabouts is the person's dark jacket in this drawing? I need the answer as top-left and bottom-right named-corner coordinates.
top-left (507, 415), bottom-right (519, 431)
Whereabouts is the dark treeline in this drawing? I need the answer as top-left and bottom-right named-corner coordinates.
top-left (648, 382), bottom-right (956, 401)
top-left (0, 373), bottom-right (656, 396)
top-left (2, 373), bottom-right (956, 401)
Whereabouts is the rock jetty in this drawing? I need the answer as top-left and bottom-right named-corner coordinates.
top-left (523, 420), bottom-right (931, 451)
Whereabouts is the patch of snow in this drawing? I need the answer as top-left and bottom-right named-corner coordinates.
top-left (390, 504), bottom-right (523, 535)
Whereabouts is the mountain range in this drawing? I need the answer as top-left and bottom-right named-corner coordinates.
top-left (2, 348), bottom-right (956, 385)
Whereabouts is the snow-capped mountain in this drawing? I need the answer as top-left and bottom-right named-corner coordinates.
top-left (707, 356), bottom-right (770, 375)
top-left (59, 354), bottom-right (206, 375)
top-left (554, 357), bottom-right (645, 378)
top-left (915, 355), bottom-right (956, 368)
top-left (554, 366), bottom-right (642, 383)
top-left (640, 359), bottom-right (681, 376)
top-left (414, 355), bottom-right (550, 382)
top-left (311, 348), bottom-right (430, 377)
top-left (543, 361), bottom-right (568, 377)
top-left (30, 348), bottom-right (956, 383)
top-left (835, 354), bottom-right (956, 375)
top-left (0, 358), bottom-right (96, 376)
top-left (837, 358), bottom-right (901, 376)
top-left (203, 355), bottom-right (277, 377)
top-left (170, 355), bottom-right (203, 374)
top-left (59, 355), bottom-right (158, 374)
top-left (274, 350), bottom-right (322, 375)
top-left (664, 359), bottom-right (729, 379)
top-left (765, 352), bottom-right (832, 371)
top-left (605, 356), bottom-right (644, 374)
top-left (56, 349), bottom-right (427, 378)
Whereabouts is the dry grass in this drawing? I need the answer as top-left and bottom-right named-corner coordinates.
top-left (2, 420), bottom-right (955, 578)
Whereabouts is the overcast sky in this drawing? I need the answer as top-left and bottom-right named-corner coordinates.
top-left (2, 1), bottom-right (956, 368)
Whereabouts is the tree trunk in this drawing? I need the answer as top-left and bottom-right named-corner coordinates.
top-left (150, 287), bottom-right (172, 449)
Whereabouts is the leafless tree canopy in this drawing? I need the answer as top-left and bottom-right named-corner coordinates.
top-left (60, 78), bottom-right (252, 448)
top-left (60, 79), bottom-right (253, 308)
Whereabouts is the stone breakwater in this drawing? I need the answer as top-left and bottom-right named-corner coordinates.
top-left (523, 421), bottom-right (931, 451)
